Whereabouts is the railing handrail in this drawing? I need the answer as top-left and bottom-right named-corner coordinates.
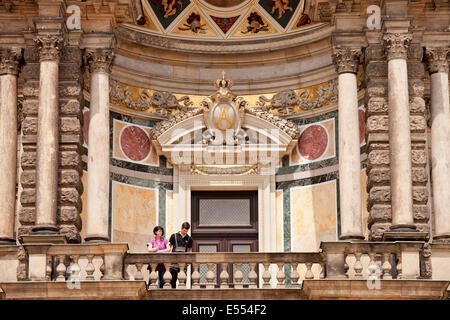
top-left (124, 252), bottom-right (325, 265)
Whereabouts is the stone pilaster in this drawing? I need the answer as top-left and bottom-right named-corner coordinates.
top-left (426, 47), bottom-right (450, 241)
top-left (0, 48), bottom-right (22, 244)
top-left (364, 38), bottom-right (392, 240)
top-left (18, 33), bottom-right (84, 243)
top-left (332, 46), bottom-right (364, 240)
top-left (84, 48), bottom-right (114, 243)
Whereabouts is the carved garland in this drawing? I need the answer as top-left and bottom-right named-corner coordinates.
top-left (256, 79), bottom-right (338, 116)
top-left (109, 79), bottom-right (194, 117)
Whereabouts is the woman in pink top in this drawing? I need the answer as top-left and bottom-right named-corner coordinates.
top-left (147, 226), bottom-right (170, 288)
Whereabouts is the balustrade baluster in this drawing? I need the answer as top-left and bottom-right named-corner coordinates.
top-left (276, 263), bottom-right (286, 288)
top-left (344, 252), bottom-right (349, 278)
top-left (46, 256), bottom-right (52, 281)
top-left (319, 262), bottom-right (325, 279)
top-left (163, 264), bottom-right (173, 289)
top-left (262, 263), bottom-right (271, 288)
top-left (178, 263), bottom-right (187, 289)
top-left (149, 263), bottom-right (158, 289)
top-left (290, 263), bottom-right (300, 288)
top-left (396, 254), bottom-right (402, 279)
top-left (99, 255), bottom-right (105, 280)
top-left (234, 263), bottom-right (244, 289)
top-left (135, 262), bottom-right (144, 281)
top-left (353, 252), bottom-right (363, 278)
top-left (56, 255), bottom-right (67, 282)
top-left (124, 264), bottom-right (130, 280)
top-left (382, 252), bottom-right (392, 279)
top-left (191, 263), bottom-right (201, 289)
top-left (220, 263), bottom-right (229, 289)
top-left (368, 252), bottom-right (378, 279)
top-left (86, 255), bottom-right (95, 280)
top-left (248, 263), bottom-right (258, 289)
top-left (69, 255), bottom-right (81, 282)
top-left (304, 262), bottom-right (314, 280)
top-left (205, 263), bottom-right (215, 289)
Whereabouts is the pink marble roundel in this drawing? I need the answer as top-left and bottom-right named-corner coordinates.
top-left (359, 109), bottom-right (366, 144)
top-left (298, 124), bottom-right (328, 160)
top-left (83, 110), bottom-right (90, 145)
top-left (120, 125), bottom-right (151, 162)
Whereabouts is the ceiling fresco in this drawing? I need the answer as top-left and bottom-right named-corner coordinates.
top-left (126, 0), bottom-right (323, 39)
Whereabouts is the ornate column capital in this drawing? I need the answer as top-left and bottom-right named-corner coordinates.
top-left (0, 48), bottom-right (22, 76)
top-left (331, 47), bottom-right (361, 74)
top-left (84, 49), bottom-right (114, 74)
top-left (382, 33), bottom-right (412, 61)
top-left (425, 47), bottom-right (450, 74)
top-left (34, 33), bottom-right (64, 62)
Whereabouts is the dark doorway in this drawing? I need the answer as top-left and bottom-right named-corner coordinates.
top-left (191, 190), bottom-right (258, 287)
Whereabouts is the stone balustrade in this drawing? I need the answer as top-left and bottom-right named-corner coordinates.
top-left (124, 252), bottom-right (325, 289)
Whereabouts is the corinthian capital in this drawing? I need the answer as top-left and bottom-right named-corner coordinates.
top-left (84, 49), bottom-right (114, 74)
top-left (332, 47), bottom-right (361, 74)
top-left (34, 33), bottom-right (64, 62)
top-left (382, 33), bottom-right (412, 61)
top-left (0, 48), bottom-right (22, 76)
top-left (425, 47), bottom-right (450, 74)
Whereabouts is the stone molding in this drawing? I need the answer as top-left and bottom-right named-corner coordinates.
top-left (34, 34), bottom-right (64, 62)
top-left (0, 48), bottom-right (22, 76)
top-left (382, 33), bottom-right (412, 61)
top-left (84, 49), bottom-right (114, 74)
top-left (331, 47), bottom-right (361, 74)
top-left (425, 47), bottom-right (450, 74)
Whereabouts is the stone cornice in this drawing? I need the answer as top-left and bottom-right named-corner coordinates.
top-left (34, 33), bottom-right (64, 62)
top-left (331, 47), bottom-right (361, 74)
top-left (382, 33), bottom-right (412, 61)
top-left (425, 47), bottom-right (450, 74)
top-left (84, 48), bottom-right (114, 74)
top-left (0, 47), bottom-right (22, 76)
top-left (115, 24), bottom-right (332, 54)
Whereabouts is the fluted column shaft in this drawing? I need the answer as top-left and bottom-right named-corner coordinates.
top-left (426, 47), bottom-right (450, 241)
top-left (383, 33), bottom-right (415, 231)
top-left (33, 34), bottom-right (64, 234)
top-left (332, 47), bottom-right (364, 240)
top-left (0, 48), bottom-right (21, 244)
top-left (84, 49), bottom-right (114, 243)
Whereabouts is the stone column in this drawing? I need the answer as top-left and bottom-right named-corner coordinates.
top-left (0, 48), bottom-right (21, 244)
top-left (332, 47), bottom-right (364, 240)
top-left (84, 49), bottom-right (114, 243)
top-left (383, 33), bottom-right (416, 231)
top-left (426, 47), bottom-right (450, 241)
top-left (32, 33), bottom-right (64, 234)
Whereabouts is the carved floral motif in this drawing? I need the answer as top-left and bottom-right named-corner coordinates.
top-left (34, 33), bottom-right (64, 62)
top-left (332, 47), bottom-right (361, 74)
top-left (84, 49), bottom-right (114, 74)
top-left (0, 47), bottom-right (22, 75)
top-left (382, 33), bottom-right (412, 61)
top-left (425, 47), bottom-right (450, 74)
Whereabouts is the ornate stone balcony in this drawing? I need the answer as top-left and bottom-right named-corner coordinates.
top-left (0, 241), bottom-right (449, 300)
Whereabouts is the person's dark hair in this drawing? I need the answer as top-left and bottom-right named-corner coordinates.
top-left (153, 225), bottom-right (164, 236)
top-left (181, 222), bottom-right (190, 230)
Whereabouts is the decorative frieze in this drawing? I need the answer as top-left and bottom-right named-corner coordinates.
top-left (84, 49), bottom-right (114, 74)
top-left (0, 48), bottom-right (22, 75)
top-left (331, 47), bottom-right (361, 74)
top-left (382, 33), bottom-right (412, 61)
top-left (34, 33), bottom-right (64, 61)
top-left (425, 47), bottom-right (450, 74)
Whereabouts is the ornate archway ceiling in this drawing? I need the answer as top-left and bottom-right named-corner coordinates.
top-left (126, 0), bottom-right (325, 40)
